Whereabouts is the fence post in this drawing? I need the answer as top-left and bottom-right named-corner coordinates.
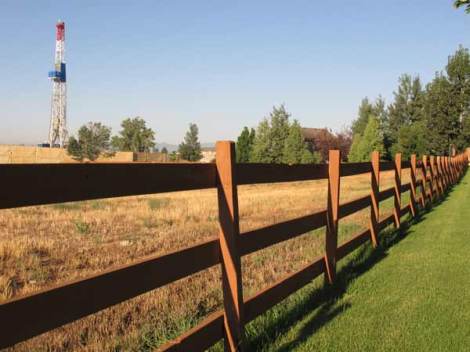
top-left (410, 154), bottom-right (418, 217)
top-left (325, 150), bottom-right (340, 284)
top-left (422, 155), bottom-right (429, 206)
top-left (370, 151), bottom-right (380, 247)
top-left (450, 156), bottom-right (455, 185)
top-left (442, 157), bottom-right (448, 191)
top-left (439, 156), bottom-right (445, 195)
top-left (430, 156), bottom-right (437, 201)
top-left (436, 156), bottom-right (442, 196)
top-left (216, 141), bottom-right (245, 352)
top-left (393, 153), bottom-right (402, 228)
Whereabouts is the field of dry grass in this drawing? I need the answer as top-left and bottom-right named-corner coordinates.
top-left (0, 169), bottom-right (410, 351)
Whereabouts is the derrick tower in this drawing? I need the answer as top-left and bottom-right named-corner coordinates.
top-left (47, 20), bottom-right (67, 147)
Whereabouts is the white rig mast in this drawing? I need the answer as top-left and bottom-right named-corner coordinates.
top-left (48, 20), bottom-right (67, 147)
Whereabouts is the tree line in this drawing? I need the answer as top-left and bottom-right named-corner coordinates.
top-left (235, 105), bottom-right (352, 164)
top-left (67, 118), bottom-right (203, 162)
top-left (67, 46), bottom-right (470, 164)
top-left (349, 46), bottom-right (470, 161)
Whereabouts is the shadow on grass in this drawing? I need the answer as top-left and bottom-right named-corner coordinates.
top-left (246, 185), bottom-right (458, 352)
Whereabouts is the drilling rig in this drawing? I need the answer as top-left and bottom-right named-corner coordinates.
top-left (47, 20), bottom-right (67, 147)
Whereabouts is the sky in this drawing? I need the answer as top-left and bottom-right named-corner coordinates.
top-left (0, 1), bottom-right (469, 145)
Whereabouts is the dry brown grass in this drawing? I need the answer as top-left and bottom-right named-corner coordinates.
top-left (0, 170), bottom-right (410, 351)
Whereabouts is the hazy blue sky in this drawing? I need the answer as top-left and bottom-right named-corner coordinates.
top-left (1, 1), bottom-right (469, 145)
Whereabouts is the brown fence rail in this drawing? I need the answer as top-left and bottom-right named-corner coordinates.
top-left (0, 143), bottom-right (468, 351)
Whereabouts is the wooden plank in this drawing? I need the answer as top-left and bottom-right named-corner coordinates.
top-left (394, 153), bottom-right (402, 228)
top-left (379, 161), bottom-right (395, 171)
top-left (402, 160), bottom-right (411, 168)
top-left (340, 162), bottom-right (370, 177)
top-left (410, 155), bottom-right (418, 216)
top-left (336, 229), bottom-right (371, 261)
top-left (158, 312), bottom-right (224, 352)
top-left (422, 155), bottom-right (430, 206)
top-left (236, 163), bottom-right (328, 185)
top-left (338, 195), bottom-right (371, 219)
top-left (378, 214), bottom-right (395, 231)
top-left (444, 157), bottom-right (450, 189)
top-left (429, 156), bottom-right (437, 201)
top-left (0, 163), bottom-right (217, 209)
top-left (0, 239), bottom-right (220, 349)
top-left (400, 204), bottom-right (411, 218)
top-left (400, 183), bottom-right (411, 193)
top-left (162, 257), bottom-right (327, 351)
top-left (378, 187), bottom-right (394, 202)
top-left (216, 141), bottom-right (245, 351)
top-left (244, 257), bottom-right (325, 322)
top-left (325, 150), bottom-right (340, 284)
top-left (370, 151), bottom-right (380, 247)
top-left (239, 210), bottom-right (327, 256)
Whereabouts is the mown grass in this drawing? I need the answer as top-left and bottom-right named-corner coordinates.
top-left (240, 172), bottom-right (470, 352)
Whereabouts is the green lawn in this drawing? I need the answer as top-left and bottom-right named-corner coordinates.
top-left (242, 172), bottom-right (470, 352)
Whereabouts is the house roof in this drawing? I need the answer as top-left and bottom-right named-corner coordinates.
top-left (301, 128), bottom-right (328, 140)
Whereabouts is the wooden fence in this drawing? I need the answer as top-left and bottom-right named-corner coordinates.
top-left (0, 141), bottom-right (468, 351)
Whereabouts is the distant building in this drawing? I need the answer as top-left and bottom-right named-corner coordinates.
top-left (200, 147), bottom-right (216, 163)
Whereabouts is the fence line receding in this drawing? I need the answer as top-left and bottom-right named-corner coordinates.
top-left (0, 142), bottom-right (468, 351)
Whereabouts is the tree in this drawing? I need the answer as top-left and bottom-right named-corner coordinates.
top-left (282, 120), bottom-right (316, 164)
top-left (455, 0), bottom-right (470, 13)
top-left (111, 117), bottom-right (155, 153)
top-left (178, 123), bottom-right (202, 161)
top-left (348, 116), bottom-right (385, 161)
top-left (161, 147), bottom-right (168, 154)
top-left (352, 98), bottom-right (374, 136)
top-left (236, 127), bottom-right (255, 162)
top-left (251, 105), bottom-right (292, 163)
top-left (423, 48), bottom-right (470, 155)
top-left (269, 105), bottom-right (291, 163)
top-left (250, 118), bottom-right (272, 162)
top-left (391, 121), bottom-right (428, 159)
top-left (67, 122), bottom-right (112, 162)
top-left (387, 75), bottom-right (424, 156)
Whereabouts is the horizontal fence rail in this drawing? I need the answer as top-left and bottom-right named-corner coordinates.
top-left (0, 143), bottom-right (468, 351)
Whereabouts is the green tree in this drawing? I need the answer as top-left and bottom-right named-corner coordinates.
top-left (282, 120), bottom-right (316, 164)
top-left (269, 105), bottom-right (291, 163)
top-left (388, 75), bottom-right (424, 139)
top-left (161, 147), bottom-right (168, 154)
top-left (178, 123), bottom-right (202, 161)
top-left (250, 118), bottom-right (272, 162)
top-left (236, 127), bottom-right (255, 162)
top-left (349, 116), bottom-right (385, 161)
top-left (391, 121), bottom-right (428, 159)
top-left (111, 117), bottom-right (155, 152)
top-left (67, 122), bottom-right (112, 161)
top-left (352, 98), bottom-right (374, 136)
top-left (455, 0), bottom-right (470, 13)
top-left (250, 105), bottom-right (291, 163)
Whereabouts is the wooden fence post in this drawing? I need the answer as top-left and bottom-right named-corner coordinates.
top-left (436, 156), bottom-right (443, 196)
top-left (325, 150), bottom-right (340, 284)
top-left (370, 151), bottom-right (380, 247)
top-left (216, 141), bottom-right (245, 352)
top-left (410, 154), bottom-right (418, 217)
top-left (430, 156), bottom-right (436, 200)
top-left (422, 155), bottom-right (430, 206)
top-left (450, 156), bottom-right (456, 184)
top-left (393, 153), bottom-right (402, 228)
top-left (442, 157), bottom-right (448, 191)
top-left (438, 156), bottom-right (445, 195)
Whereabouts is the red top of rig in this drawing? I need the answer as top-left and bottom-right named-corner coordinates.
top-left (56, 21), bottom-right (65, 41)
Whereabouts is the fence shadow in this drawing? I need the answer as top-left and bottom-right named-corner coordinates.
top-left (246, 187), bottom-right (457, 351)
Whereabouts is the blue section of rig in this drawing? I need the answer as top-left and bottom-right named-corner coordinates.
top-left (48, 63), bottom-right (66, 82)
